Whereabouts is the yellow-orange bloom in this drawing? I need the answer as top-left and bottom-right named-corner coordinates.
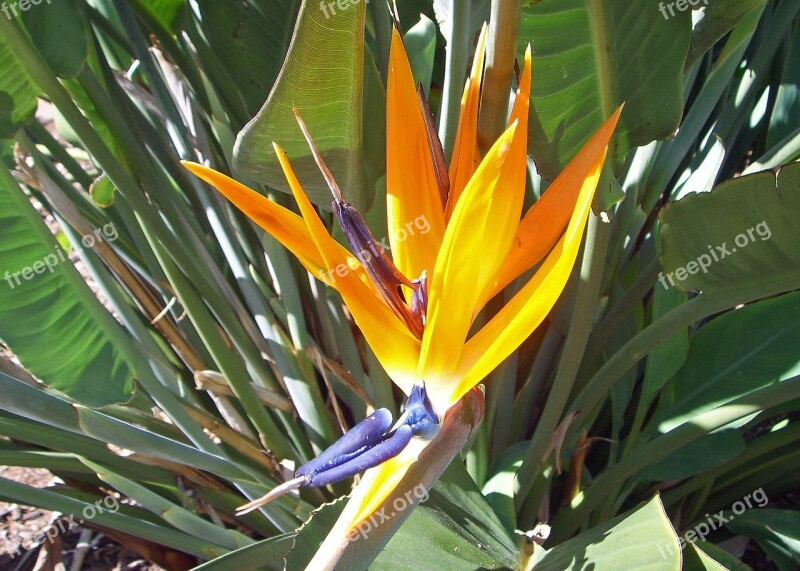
top-left (184, 26), bottom-right (621, 551)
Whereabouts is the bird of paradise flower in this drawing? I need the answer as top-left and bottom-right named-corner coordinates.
top-left (185, 25), bottom-right (621, 567)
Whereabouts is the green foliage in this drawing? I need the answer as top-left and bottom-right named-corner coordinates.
top-left (0, 0), bottom-right (798, 569)
top-left (0, 167), bottom-right (134, 406)
top-left (518, 0), bottom-right (689, 177)
top-left (233, 0), bottom-right (378, 210)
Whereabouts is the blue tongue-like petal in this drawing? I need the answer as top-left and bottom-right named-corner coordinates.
top-left (236, 383), bottom-right (440, 515)
top-left (296, 408), bottom-right (393, 479)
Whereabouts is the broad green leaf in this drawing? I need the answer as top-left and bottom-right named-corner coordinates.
top-left (482, 441), bottom-right (527, 531)
top-left (660, 161), bottom-right (800, 293)
top-left (188, 0), bottom-right (300, 122)
top-left (682, 543), bottom-right (729, 571)
top-left (518, 0), bottom-right (690, 179)
top-left (192, 534), bottom-right (295, 571)
top-left (727, 509), bottom-right (800, 571)
top-left (0, 21), bottom-right (40, 137)
top-left (654, 290), bottom-right (800, 433)
top-left (233, 0), bottom-right (375, 211)
top-left (134, 0), bottom-right (187, 33)
top-left (376, 461), bottom-right (518, 570)
top-left (403, 14), bottom-right (437, 95)
top-left (21, 0), bottom-right (88, 78)
top-left (536, 495), bottom-right (680, 570)
top-left (640, 430), bottom-right (746, 481)
top-left (0, 166), bottom-right (134, 406)
top-left (361, 47), bottom-right (387, 206)
top-left (685, 0), bottom-right (766, 66)
top-left (690, 542), bottom-right (752, 571)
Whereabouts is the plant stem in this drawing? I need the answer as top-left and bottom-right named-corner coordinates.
top-left (438, 0), bottom-right (471, 158)
top-left (478, 0), bottom-right (523, 154)
top-left (516, 214), bottom-right (611, 511)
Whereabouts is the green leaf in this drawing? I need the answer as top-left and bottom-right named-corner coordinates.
top-left (482, 441), bottom-right (527, 532)
top-left (0, 22), bottom-right (40, 137)
top-left (727, 509), bottom-right (800, 571)
top-left (82, 459), bottom-right (253, 550)
top-left (0, 372), bottom-right (255, 482)
top-left (0, 475), bottom-right (224, 559)
top-left (0, 166), bottom-right (134, 406)
top-left (660, 161), bottom-right (800, 293)
top-left (689, 542), bottom-right (752, 571)
top-left (518, 0), bottom-right (690, 178)
top-left (685, 0), bottom-right (766, 66)
top-left (536, 495), bottom-right (680, 570)
top-left (21, 0), bottom-right (88, 78)
top-left (640, 429), bottom-right (746, 481)
top-left (768, 25), bottom-right (800, 148)
top-left (681, 542), bottom-right (729, 571)
top-left (403, 14), bottom-right (437, 95)
top-left (134, 0), bottom-right (187, 33)
top-left (191, 534), bottom-right (295, 571)
top-left (376, 462), bottom-right (518, 570)
top-left (189, 0), bottom-right (300, 122)
top-left (642, 267), bottom-right (689, 399)
top-left (654, 290), bottom-right (800, 433)
top-left (284, 497), bottom-right (347, 570)
top-left (233, 0), bottom-right (376, 211)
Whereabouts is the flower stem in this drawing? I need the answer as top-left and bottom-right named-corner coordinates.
top-left (478, 0), bottom-right (523, 153)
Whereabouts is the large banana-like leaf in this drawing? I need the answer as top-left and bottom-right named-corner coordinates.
top-left (660, 161), bottom-right (800, 292)
top-left (519, 0), bottom-right (690, 178)
top-left (0, 166), bottom-right (134, 406)
top-left (21, 0), bottom-right (88, 78)
top-left (189, 0), bottom-right (301, 122)
top-left (233, 0), bottom-right (377, 211)
top-left (0, 22), bottom-right (40, 137)
top-left (535, 495), bottom-right (680, 570)
top-left (653, 290), bottom-right (800, 432)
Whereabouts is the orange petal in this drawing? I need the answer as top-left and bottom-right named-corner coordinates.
top-left (182, 161), bottom-right (338, 286)
top-left (386, 28), bottom-right (446, 279)
top-left (444, 127), bottom-right (612, 408)
top-left (445, 24), bottom-right (488, 221)
top-left (486, 106), bottom-right (623, 300)
top-left (273, 144), bottom-right (421, 392)
top-left (508, 45), bottom-right (532, 131)
top-left (418, 121), bottom-right (527, 408)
